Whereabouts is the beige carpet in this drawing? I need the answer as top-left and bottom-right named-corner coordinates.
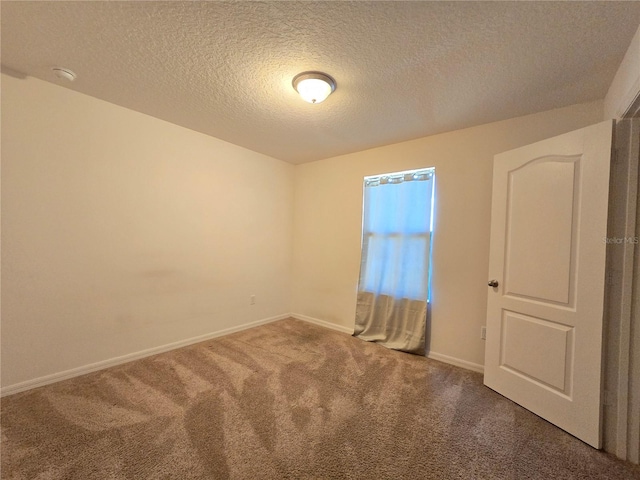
top-left (2, 318), bottom-right (639, 479)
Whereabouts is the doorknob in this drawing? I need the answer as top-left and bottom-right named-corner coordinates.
top-left (488, 279), bottom-right (499, 288)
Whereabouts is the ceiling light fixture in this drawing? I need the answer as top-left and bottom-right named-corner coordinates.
top-left (292, 71), bottom-right (336, 104)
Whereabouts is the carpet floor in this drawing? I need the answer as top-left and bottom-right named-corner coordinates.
top-left (2, 318), bottom-right (639, 479)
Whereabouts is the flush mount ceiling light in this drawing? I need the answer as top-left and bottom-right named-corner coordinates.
top-left (292, 71), bottom-right (336, 104)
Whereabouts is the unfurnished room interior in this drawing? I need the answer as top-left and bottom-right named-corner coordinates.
top-left (2, 1), bottom-right (640, 479)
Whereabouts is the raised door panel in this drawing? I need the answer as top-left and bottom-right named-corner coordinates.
top-left (504, 156), bottom-right (579, 306)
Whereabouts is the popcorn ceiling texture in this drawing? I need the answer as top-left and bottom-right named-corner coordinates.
top-left (2, 1), bottom-right (640, 164)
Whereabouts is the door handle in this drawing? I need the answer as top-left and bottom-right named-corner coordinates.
top-left (488, 279), bottom-right (499, 288)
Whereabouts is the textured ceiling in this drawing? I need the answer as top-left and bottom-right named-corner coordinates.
top-left (2, 2), bottom-right (640, 164)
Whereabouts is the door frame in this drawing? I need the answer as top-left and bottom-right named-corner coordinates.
top-left (604, 118), bottom-right (640, 463)
top-left (599, 22), bottom-right (640, 460)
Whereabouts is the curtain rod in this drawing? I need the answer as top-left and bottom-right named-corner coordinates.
top-left (364, 167), bottom-right (434, 186)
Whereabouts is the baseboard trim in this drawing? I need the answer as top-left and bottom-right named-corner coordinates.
top-left (2, 314), bottom-right (483, 396)
top-left (290, 313), bottom-right (484, 373)
top-left (1, 313), bottom-right (290, 397)
top-left (427, 351), bottom-right (485, 374)
top-left (290, 313), bottom-right (354, 334)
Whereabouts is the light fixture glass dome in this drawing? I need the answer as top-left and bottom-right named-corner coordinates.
top-left (293, 72), bottom-right (336, 104)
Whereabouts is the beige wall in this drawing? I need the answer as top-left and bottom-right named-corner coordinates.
top-left (605, 24), bottom-right (640, 118)
top-left (291, 101), bottom-right (604, 367)
top-left (1, 74), bottom-right (294, 388)
top-left (0, 70), bottom-right (606, 389)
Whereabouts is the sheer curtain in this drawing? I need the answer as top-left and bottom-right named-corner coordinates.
top-left (354, 169), bottom-right (434, 354)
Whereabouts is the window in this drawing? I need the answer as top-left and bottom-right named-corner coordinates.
top-left (358, 168), bottom-right (435, 302)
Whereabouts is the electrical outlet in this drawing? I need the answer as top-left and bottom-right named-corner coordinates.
top-left (480, 326), bottom-right (487, 340)
top-left (250, 295), bottom-right (256, 305)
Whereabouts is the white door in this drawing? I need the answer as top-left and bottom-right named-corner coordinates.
top-left (484, 120), bottom-right (613, 448)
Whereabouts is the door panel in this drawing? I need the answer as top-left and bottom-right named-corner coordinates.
top-left (504, 156), bottom-right (578, 304)
top-left (500, 310), bottom-right (573, 394)
top-left (484, 120), bottom-right (613, 448)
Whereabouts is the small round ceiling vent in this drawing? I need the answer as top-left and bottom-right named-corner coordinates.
top-left (52, 67), bottom-right (76, 82)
